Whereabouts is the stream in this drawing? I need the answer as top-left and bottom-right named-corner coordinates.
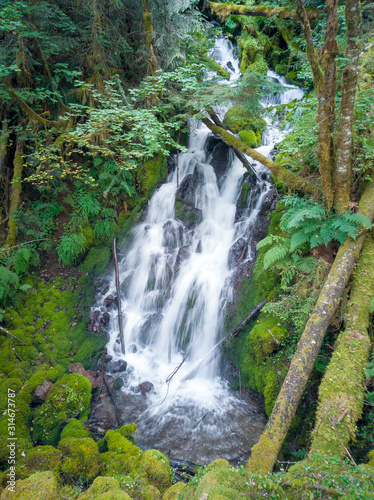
top-left (91, 36), bottom-right (304, 464)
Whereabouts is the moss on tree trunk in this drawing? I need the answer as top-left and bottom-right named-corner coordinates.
top-left (246, 176), bottom-right (374, 475)
top-left (5, 138), bottom-right (24, 248)
top-left (209, 2), bottom-right (322, 21)
top-left (309, 232), bottom-right (374, 458)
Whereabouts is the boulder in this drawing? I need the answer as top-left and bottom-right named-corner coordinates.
top-left (32, 380), bottom-right (53, 404)
top-left (66, 363), bottom-right (99, 389)
top-left (109, 360), bottom-right (127, 373)
top-left (104, 294), bottom-right (115, 307)
top-left (139, 381), bottom-right (154, 393)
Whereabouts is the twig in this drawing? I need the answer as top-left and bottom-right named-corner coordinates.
top-left (113, 236), bottom-right (125, 354)
top-left (166, 347), bottom-right (191, 383)
top-left (0, 325), bottom-right (26, 344)
top-left (1, 238), bottom-right (50, 252)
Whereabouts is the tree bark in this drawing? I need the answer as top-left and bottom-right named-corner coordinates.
top-left (295, 0), bottom-right (337, 210)
top-left (201, 117), bottom-right (319, 196)
top-left (246, 176), bottom-right (374, 475)
top-left (0, 120), bottom-right (9, 178)
top-left (5, 138), bottom-right (24, 248)
top-left (334, 0), bottom-right (362, 212)
top-left (209, 2), bottom-right (322, 21)
top-left (309, 232), bottom-right (374, 458)
top-left (141, 0), bottom-right (159, 77)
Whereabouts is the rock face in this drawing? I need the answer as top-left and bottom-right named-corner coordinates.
top-left (208, 139), bottom-right (233, 180)
top-left (32, 380), bottom-right (53, 404)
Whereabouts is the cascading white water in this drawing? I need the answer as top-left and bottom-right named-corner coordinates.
top-left (94, 36), bottom-right (304, 463)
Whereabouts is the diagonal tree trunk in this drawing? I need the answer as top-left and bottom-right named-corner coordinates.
top-left (308, 231), bottom-right (374, 459)
top-left (246, 176), bottom-right (374, 475)
top-left (333, 0), bottom-right (362, 212)
top-left (201, 118), bottom-right (318, 196)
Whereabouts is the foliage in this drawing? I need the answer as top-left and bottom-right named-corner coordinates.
top-left (257, 194), bottom-right (371, 283)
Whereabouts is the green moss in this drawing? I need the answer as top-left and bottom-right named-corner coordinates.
top-left (16, 446), bottom-right (62, 480)
top-left (100, 452), bottom-right (131, 477)
top-left (203, 55), bottom-right (230, 79)
top-left (238, 129), bottom-right (261, 148)
top-left (223, 105), bottom-right (266, 135)
top-left (80, 246), bottom-right (111, 276)
top-left (368, 450), bottom-right (374, 467)
top-left (247, 315), bottom-right (287, 364)
top-left (104, 429), bottom-right (141, 457)
top-left (60, 418), bottom-right (91, 441)
top-left (161, 481), bottom-right (185, 500)
top-left (77, 476), bottom-right (125, 500)
top-left (174, 197), bottom-right (202, 227)
top-left (33, 374), bottom-right (91, 445)
top-left (0, 471), bottom-right (59, 500)
top-left (138, 449), bottom-right (172, 493)
top-left (136, 153), bottom-right (168, 199)
top-left (58, 437), bottom-right (100, 482)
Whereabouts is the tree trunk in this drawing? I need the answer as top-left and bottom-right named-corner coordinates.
top-left (201, 118), bottom-right (319, 197)
top-left (308, 232), bottom-right (374, 458)
top-left (0, 120), bottom-right (9, 178)
top-left (334, 0), bottom-right (362, 212)
top-left (246, 176), bottom-right (374, 475)
top-left (209, 2), bottom-right (322, 20)
top-left (5, 138), bottom-right (24, 248)
top-left (141, 0), bottom-right (159, 77)
top-left (295, 0), bottom-right (337, 210)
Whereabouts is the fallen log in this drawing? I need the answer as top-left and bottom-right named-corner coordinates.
top-left (246, 176), bottom-right (374, 475)
top-left (201, 118), bottom-right (318, 197)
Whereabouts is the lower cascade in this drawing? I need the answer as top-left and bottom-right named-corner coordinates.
top-left (91, 36), bottom-right (303, 464)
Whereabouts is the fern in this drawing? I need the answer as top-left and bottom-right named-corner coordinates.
top-left (57, 233), bottom-right (86, 265)
top-left (263, 241), bottom-right (290, 270)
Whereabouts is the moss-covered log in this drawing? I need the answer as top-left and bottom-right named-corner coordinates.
top-left (5, 138), bottom-right (24, 248)
top-left (246, 176), bottom-right (374, 475)
top-left (308, 232), bottom-right (374, 458)
top-left (209, 2), bottom-right (322, 21)
top-left (202, 118), bottom-right (318, 196)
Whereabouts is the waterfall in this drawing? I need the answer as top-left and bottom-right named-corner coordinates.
top-left (93, 36), bottom-right (304, 464)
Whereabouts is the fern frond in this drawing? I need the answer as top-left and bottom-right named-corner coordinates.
top-left (263, 241), bottom-right (290, 270)
top-left (290, 230), bottom-right (310, 251)
top-left (257, 234), bottom-right (284, 250)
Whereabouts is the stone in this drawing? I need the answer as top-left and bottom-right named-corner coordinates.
top-left (209, 140), bottom-right (232, 179)
top-left (104, 294), bottom-right (115, 307)
top-left (102, 353), bottom-right (113, 363)
top-left (66, 363), bottom-right (99, 389)
top-left (100, 312), bottom-right (111, 326)
top-left (32, 380), bottom-right (53, 404)
top-left (139, 381), bottom-right (154, 392)
top-left (113, 378), bottom-right (124, 390)
top-left (110, 360), bottom-right (127, 373)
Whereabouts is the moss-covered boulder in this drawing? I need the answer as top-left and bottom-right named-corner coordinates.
top-left (105, 429), bottom-right (141, 457)
top-left (223, 105), bottom-right (266, 136)
top-left (60, 418), bottom-right (91, 441)
top-left (239, 129), bottom-right (261, 148)
top-left (33, 374), bottom-right (91, 445)
top-left (136, 153), bottom-right (168, 198)
top-left (137, 449), bottom-right (172, 493)
top-left (161, 481), bottom-right (185, 499)
top-left (100, 452), bottom-right (132, 477)
top-left (0, 471), bottom-right (59, 500)
top-left (77, 476), bottom-right (130, 500)
top-left (16, 446), bottom-right (62, 480)
top-left (59, 437), bottom-right (100, 482)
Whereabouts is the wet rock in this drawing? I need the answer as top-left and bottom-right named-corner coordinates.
top-left (67, 362), bottom-right (99, 389)
top-left (104, 294), bottom-right (115, 307)
top-left (176, 167), bottom-right (202, 204)
top-left (228, 237), bottom-right (246, 267)
top-left (176, 246), bottom-right (190, 268)
top-left (100, 312), bottom-right (111, 326)
top-left (258, 186), bottom-right (277, 217)
top-left (139, 381), bottom-right (154, 392)
top-left (102, 353), bottom-right (113, 363)
top-left (32, 380), bottom-right (53, 404)
top-left (110, 360), bottom-right (127, 373)
top-left (196, 240), bottom-right (202, 253)
top-left (175, 197), bottom-right (202, 229)
top-left (113, 377), bottom-right (124, 390)
top-left (209, 140), bottom-right (233, 179)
